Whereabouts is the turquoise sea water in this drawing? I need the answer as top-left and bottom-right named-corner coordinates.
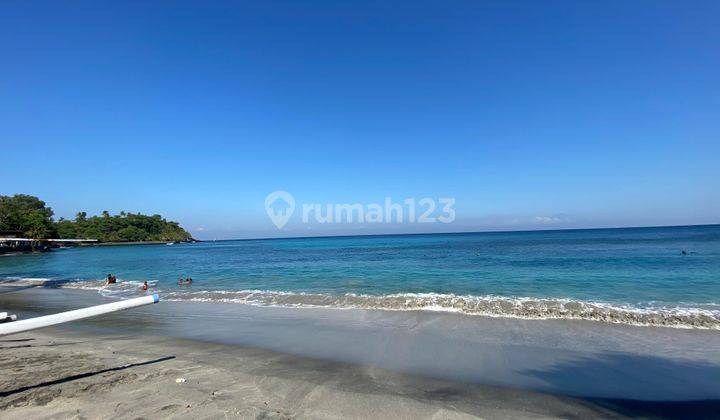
top-left (2, 225), bottom-right (719, 328)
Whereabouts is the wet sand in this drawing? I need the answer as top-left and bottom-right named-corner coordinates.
top-left (2, 287), bottom-right (720, 418)
top-left (2, 329), bottom-right (718, 419)
top-left (0, 329), bottom-right (614, 418)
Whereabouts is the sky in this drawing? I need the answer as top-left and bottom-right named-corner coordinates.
top-left (1, 1), bottom-right (719, 239)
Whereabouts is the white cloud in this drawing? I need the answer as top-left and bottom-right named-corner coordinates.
top-left (534, 214), bottom-right (571, 224)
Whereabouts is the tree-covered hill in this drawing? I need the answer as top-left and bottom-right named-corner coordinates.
top-left (0, 194), bottom-right (193, 242)
top-left (0, 194), bottom-right (57, 238)
top-left (56, 212), bottom-right (193, 242)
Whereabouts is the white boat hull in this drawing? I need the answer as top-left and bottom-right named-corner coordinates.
top-left (0, 294), bottom-right (159, 337)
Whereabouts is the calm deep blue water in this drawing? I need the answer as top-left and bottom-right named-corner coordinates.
top-left (2, 225), bottom-right (719, 327)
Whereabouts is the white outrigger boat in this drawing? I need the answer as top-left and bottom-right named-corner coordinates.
top-left (0, 294), bottom-right (159, 337)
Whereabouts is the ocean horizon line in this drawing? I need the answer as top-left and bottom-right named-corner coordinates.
top-left (206, 222), bottom-right (720, 243)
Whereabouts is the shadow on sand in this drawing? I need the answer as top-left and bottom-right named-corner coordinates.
top-left (0, 355), bottom-right (175, 398)
top-left (520, 351), bottom-right (720, 419)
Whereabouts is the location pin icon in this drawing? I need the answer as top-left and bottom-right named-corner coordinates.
top-left (265, 191), bottom-right (295, 230)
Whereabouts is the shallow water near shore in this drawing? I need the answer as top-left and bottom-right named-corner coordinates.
top-left (1, 225), bottom-right (720, 329)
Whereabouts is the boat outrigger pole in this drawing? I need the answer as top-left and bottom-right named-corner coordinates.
top-left (0, 294), bottom-right (160, 337)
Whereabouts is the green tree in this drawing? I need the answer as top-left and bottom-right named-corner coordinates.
top-left (0, 194), bottom-right (58, 238)
top-left (1, 194), bottom-right (193, 242)
top-left (56, 219), bottom-right (79, 239)
top-left (24, 211), bottom-right (56, 239)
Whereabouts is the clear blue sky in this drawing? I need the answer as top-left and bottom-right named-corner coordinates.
top-left (1, 1), bottom-right (718, 239)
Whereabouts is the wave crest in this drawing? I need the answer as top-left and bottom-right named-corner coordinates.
top-left (163, 290), bottom-right (720, 329)
top-left (10, 278), bottom-right (720, 329)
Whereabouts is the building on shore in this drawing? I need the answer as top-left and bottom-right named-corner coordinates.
top-left (0, 231), bottom-right (97, 254)
top-left (0, 237), bottom-right (49, 253)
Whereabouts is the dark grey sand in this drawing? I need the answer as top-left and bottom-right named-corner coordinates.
top-left (0, 329), bottom-right (654, 419)
top-left (2, 287), bottom-right (720, 418)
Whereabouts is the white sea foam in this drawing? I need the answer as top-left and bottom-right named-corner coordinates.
top-left (52, 279), bottom-right (720, 330)
top-left (8, 276), bottom-right (717, 329)
top-left (60, 279), bottom-right (156, 299)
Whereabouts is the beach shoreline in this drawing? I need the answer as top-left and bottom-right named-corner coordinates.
top-left (3, 226), bottom-right (719, 332)
top-left (2, 327), bottom-right (718, 419)
top-left (2, 287), bottom-right (720, 418)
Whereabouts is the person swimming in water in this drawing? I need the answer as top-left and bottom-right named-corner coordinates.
top-left (105, 274), bottom-right (117, 286)
top-left (141, 280), bottom-right (148, 291)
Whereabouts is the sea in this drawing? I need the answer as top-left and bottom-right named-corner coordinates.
top-left (2, 224), bottom-right (719, 329)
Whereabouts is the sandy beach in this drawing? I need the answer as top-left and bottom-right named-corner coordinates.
top-left (0, 329), bottom-right (633, 419)
top-left (3, 330), bottom-right (718, 419)
top-left (1, 287), bottom-right (720, 418)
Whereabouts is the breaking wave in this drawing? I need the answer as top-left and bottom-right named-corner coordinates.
top-left (46, 279), bottom-right (720, 330)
